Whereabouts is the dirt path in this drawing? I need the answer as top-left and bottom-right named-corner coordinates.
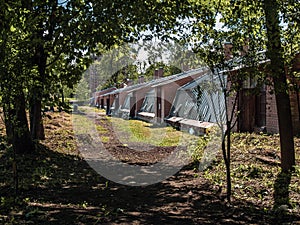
top-left (0, 109), bottom-right (299, 224)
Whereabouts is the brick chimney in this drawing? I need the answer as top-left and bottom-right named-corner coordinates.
top-left (239, 39), bottom-right (249, 56)
top-left (154, 69), bottom-right (159, 79)
top-left (292, 53), bottom-right (300, 72)
top-left (154, 68), bottom-right (164, 79)
top-left (181, 63), bottom-right (190, 72)
top-left (126, 79), bottom-right (133, 86)
top-left (224, 42), bottom-right (233, 61)
top-left (138, 75), bottom-right (145, 83)
top-left (158, 67), bottom-right (164, 78)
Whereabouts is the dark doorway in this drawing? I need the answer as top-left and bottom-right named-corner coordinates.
top-left (238, 86), bottom-right (266, 132)
top-left (100, 99), bottom-right (104, 109)
top-left (255, 86), bottom-right (266, 128)
top-left (130, 96), bottom-right (136, 118)
top-left (106, 98), bottom-right (110, 115)
top-left (238, 89), bottom-right (256, 132)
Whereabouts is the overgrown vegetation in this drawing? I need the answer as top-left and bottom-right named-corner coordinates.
top-left (0, 110), bottom-right (299, 224)
top-left (203, 132), bottom-right (300, 212)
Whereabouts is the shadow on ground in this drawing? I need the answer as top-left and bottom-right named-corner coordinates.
top-left (0, 142), bottom-right (299, 225)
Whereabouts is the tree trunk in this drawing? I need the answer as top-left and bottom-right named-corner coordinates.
top-left (3, 103), bottom-right (14, 145)
top-left (30, 34), bottom-right (47, 140)
top-left (221, 124), bottom-right (232, 203)
top-left (61, 88), bottom-right (65, 105)
top-left (263, 0), bottom-right (295, 171)
top-left (30, 95), bottom-right (45, 140)
top-left (226, 125), bottom-right (231, 202)
top-left (4, 92), bottom-right (35, 154)
top-left (59, 88), bottom-right (64, 112)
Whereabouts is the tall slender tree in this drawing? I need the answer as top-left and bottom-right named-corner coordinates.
top-left (0, 0), bottom-right (186, 153)
top-left (166, 0), bottom-right (298, 200)
top-left (0, 1), bottom-right (35, 153)
top-left (263, 0), bottom-right (295, 171)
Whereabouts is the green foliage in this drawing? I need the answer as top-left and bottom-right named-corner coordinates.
top-left (75, 78), bottom-right (90, 101)
top-left (1, 0), bottom-right (187, 149)
top-left (187, 135), bottom-right (209, 163)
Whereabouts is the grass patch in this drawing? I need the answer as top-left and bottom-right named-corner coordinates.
top-left (96, 125), bottom-right (109, 134)
top-left (100, 136), bottom-right (110, 143)
top-left (72, 114), bottom-right (94, 135)
top-left (128, 120), bottom-right (152, 140)
top-left (201, 132), bottom-right (300, 213)
top-left (110, 117), bottom-right (201, 147)
top-left (72, 110), bottom-right (203, 153)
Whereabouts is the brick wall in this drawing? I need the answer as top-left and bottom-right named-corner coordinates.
top-left (265, 86), bottom-right (279, 133)
top-left (160, 70), bottom-right (209, 121)
top-left (251, 85), bottom-right (300, 134)
top-left (118, 92), bottom-right (128, 108)
top-left (290, 90), bottom-right (300, 134)
top-left (265, 84), bottom-right (300, 134)
top-left (161, 83), bottom-right (179, 119)
top-left (226, 69), bottom-right (300, 134)
top-left (161, 76), bottom-right (195, 119)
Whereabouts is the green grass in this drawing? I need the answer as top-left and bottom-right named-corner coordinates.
top-left (72, 114), bottom-right (94, 135)
top-left (110, 117), bottom-right (201, 147)
top-left (72, 106), bottom-right (189, 148)
top-left (96, 125), bottom-right (109, 134)
top-left (108, 117), bottom-right (213, 164)
top-left (201, 132), bottom-right (300, 212)
top-left (100, 136), bottom-right (110, 143)
top-left (71, 111), bottom-right (209, 167)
